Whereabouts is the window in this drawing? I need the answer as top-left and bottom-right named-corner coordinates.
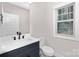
top-left (57, 3), bottom-right (74, 35)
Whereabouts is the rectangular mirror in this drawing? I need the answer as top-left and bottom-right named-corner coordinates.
top-left (0, 2), bottom-right (30, 37)
top-left (0, 12), bottom-right (19, 37)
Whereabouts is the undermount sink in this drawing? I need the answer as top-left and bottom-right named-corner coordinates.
top-left (0, 34), bottom-right (40, 54)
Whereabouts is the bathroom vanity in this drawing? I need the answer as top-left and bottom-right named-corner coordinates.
top-left (0, 34), bottom-right (40, 57)
top-left (0, 42), bottom-right (39, 57)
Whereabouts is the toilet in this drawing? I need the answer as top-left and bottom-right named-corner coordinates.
top-left (40, 37), bottom-right (55, 57)
top-left (40, 45), bottom-right (55, 57)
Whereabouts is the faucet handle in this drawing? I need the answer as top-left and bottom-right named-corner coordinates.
top-left (22, 35), bottom-right (24, 39)
top-left (13, 36), bottom-right (16, 40)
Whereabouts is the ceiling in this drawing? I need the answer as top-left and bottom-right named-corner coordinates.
top-left (9, 2), bottom-right (32, 10)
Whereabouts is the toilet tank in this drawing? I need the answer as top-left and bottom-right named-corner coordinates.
top-left (30, 34), bottom-right (45, 47)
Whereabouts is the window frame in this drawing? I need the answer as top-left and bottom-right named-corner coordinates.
top-left (56, 2), bottom-right (75, 38)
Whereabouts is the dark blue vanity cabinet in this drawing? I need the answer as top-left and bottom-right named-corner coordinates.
top-left (0, 41), bottom-right (39, 57)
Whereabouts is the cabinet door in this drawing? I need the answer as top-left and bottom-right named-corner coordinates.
top-left (17, 42), bottom-right (39, 57)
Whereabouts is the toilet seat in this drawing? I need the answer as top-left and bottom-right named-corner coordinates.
top-left (41, 46), bottom-right (54, 56)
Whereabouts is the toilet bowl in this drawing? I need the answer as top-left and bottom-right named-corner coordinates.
top-left (40, 45), bottom-right (55, 57)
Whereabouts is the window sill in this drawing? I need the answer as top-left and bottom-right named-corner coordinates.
top-left (55, 34), bottom-right (74, 40)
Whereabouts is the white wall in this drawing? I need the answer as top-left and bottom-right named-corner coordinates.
top-left (30, 2), bottom-right (49, 45)
top-left (45, 2), bottom-right (79, 57)
top-left (30, 2), bottom-right (79, 57)
top-left (0, 2), bottom-right (2, 13)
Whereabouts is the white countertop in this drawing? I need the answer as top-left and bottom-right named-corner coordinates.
top-left (0, 34), bottom-right (40, 54)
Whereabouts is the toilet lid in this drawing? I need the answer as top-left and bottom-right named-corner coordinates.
top-left (41, 46), bottom-right (54, 56)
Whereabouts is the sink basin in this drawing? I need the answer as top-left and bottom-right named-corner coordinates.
top-left (0, 34), bottom-right (40, 54)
